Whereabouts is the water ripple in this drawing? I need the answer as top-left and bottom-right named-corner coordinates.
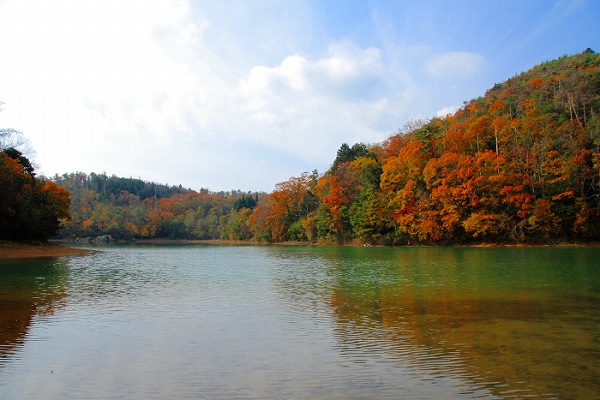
top-left (0, 245), bottom-right (597, 399)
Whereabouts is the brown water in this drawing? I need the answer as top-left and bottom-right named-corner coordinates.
top-left (0, 245), bottom-right (598, 399)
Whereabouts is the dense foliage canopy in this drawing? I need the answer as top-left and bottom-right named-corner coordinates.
top-left (54, 50), bottom-right (600, 244)
top-left (0, 148), bottom-right (71, 241)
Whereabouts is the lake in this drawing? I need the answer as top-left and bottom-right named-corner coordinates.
top-left (0, 245), bottom-right (598, 399)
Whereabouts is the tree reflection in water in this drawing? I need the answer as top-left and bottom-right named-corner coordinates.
top-left (325, 247), bottom-right (600, 400)
top-left (0, 259), bottom-right (70, 362)
top-left (271, 246), bottom-right (600, 400)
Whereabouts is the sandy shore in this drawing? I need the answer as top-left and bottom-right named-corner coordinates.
top-left (0, 242), bottom-right (92, 260)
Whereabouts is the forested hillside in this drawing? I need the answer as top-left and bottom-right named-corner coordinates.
top-left (53, 172), bottom-right (261, 240)
top-left (56, 50), bottom-right (600, 244)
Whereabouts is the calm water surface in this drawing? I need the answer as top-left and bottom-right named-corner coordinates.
top-left (0, 245), bottom-right (598, 399)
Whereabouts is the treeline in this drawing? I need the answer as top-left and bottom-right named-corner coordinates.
top-left (56, 50), bottom-right (600, 244)
top-left (71, 173), bottom-right (191, 200)
top-left (53, 172), bottom-right (263, 240)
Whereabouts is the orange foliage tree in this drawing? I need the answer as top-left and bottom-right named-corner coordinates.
top-left (0, 149), bottom-right (72, 241)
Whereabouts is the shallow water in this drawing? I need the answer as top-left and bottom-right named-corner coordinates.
top-left (0, 245), bottom-right (598, 399)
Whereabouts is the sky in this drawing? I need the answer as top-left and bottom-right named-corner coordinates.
top-left (0, 0), bottom-right (598, 192)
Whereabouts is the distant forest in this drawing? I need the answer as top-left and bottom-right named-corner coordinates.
top-left (52, 172), bottom-right (261, 240)
top-left (47, 49), bottom-right (600, 244)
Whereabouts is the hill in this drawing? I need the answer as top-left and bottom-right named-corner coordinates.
top-left (248, 49), bottom-right (600, 244)
top-left (56, 49), bottom-right (600, 244)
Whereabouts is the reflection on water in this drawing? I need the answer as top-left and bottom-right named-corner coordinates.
top-left (0, 258), bottom-right (69, 362)
top-left (0, 245), bottom-right (598, 399)
top-left (270, 246), bottom-right (600, 399)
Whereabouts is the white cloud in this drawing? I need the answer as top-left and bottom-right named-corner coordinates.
top-left (0, 0), bottom-right (228, 182)
top-left (240, 42), bottom-right (383, 101)
top-left (425, 51), bottom-right (485, 79)
top-left (436, 105), bottom-right (459, 117)
top-left (236, 41), bottom-right (394, 164)
top-left (0, 1), bottom-right (499, 192)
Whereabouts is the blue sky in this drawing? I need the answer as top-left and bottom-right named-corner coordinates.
top-left (0, 0), bottom-right (598, 192)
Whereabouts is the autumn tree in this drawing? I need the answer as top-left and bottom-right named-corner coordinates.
top-left (375, 50), bottom-right (600, 243)
top-left (248, 173), bottom-right (317, 242)
top-left (0, 148), bottom-right (71, 241)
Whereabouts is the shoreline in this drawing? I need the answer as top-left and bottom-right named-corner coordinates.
top-left (54, 238), bottom-right (600, 248)
top-left (131, 238), bottom-right (600, 248)
top-left (3, 239), bottom-right (596, 260)
top-left (0, 242), bottom-right (93, 260)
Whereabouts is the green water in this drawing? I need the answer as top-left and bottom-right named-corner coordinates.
top-left (0, 245), bottom-right (598, 399)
